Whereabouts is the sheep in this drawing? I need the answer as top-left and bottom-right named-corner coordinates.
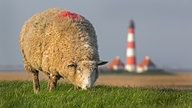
top-left (19, 8), bottom-right (107, 93)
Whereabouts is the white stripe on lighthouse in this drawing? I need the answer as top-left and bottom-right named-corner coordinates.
top-left (126, 49), bottom-right (135, 56)
top-left (125, 65), bottom-right (135, 72)
top-left (127, 34), bottom-right (134, 42)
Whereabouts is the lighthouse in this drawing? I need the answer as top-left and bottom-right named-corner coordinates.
top-left (125, 20), bottom-right (136, 72)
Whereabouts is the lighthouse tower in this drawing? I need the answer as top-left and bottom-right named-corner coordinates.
top-left (125, 20), bottom-right (136, 72)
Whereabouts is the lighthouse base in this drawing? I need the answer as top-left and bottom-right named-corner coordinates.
top-left (125, 65), bottom-right (136, 72)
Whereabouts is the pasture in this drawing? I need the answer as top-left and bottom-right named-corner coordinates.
top-left (0, 81), bottom-right (192, 108)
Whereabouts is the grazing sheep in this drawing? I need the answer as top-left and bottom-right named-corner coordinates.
top-left (19, 8), bottom-right (107, 93)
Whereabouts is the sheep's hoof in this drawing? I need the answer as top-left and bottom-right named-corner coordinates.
top-left (33, 82), bottom-right (40, 94)
top-left (34, 88), bottom-right (40, 94)
top-left (74, 86), bottom-right (80, 90)
top-left (49, 87), bottom-right (56, 91)
top-left (48, 83), bottom-right (56, 91)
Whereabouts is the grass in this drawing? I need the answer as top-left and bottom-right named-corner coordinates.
top-left (0, 81), bottom-right (192, 108)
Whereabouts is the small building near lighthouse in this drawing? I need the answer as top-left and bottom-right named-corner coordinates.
top-left (137, 56), bottom-right (157, 73)
top-left (107, 56), bottom-right (124, 70)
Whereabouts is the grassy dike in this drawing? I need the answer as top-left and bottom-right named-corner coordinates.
top-left (0, 81), bottom-right (191, 108)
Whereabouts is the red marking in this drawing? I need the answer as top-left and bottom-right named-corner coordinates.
top-left (128, 28), bottom-right (134, 33)
top-left (126, 56), bottom-right (136, 65)
top-left (58, 11), bottom-right (80, 19)
top-left (128, 42), bottom-right (135, 48)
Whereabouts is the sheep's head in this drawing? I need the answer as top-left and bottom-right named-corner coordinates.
top-left (68, 60), bottom-right (107, 90)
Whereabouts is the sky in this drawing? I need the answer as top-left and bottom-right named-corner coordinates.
top-left (0, 0), bottom-right (192, 69)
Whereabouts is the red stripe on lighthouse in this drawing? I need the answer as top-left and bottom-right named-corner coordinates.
top-left (126, 56), bottom-right (136, 64)
top-left (127, 42), bottom-right (135, 48)
top-left (128, 28), bottom-right (134, 34)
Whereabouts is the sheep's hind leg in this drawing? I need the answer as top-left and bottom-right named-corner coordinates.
top-left (23, 60), bottom-right (40, 93)
top-left (48, 75), bottom-right (59, 91)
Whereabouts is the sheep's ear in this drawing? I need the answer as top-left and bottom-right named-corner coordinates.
top-left (97, 61), bottom-right (108, 66)
top-left (67, 62), bottom-right (77, 68)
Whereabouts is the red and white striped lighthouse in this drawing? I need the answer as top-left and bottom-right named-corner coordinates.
top-left (125, 20), bottom-right (136, 72)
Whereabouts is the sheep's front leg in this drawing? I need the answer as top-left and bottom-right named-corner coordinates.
top-left (74, 85), bottom-right (80, 90)
top-left (48, 74), bottom-right (58, 91)
top-left (32, 71), bottom-right (40, 94)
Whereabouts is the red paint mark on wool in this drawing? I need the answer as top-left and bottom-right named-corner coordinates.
top-left (58, 11), bottom-right (80, 19)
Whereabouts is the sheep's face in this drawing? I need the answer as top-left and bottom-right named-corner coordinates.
top-left (76, 61), bottom-right (97, 90)
top-left (68, 60), bottom-right (107, 90)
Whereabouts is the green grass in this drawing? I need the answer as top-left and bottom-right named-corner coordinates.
top-left (0, 81), bottom-right (192, 108)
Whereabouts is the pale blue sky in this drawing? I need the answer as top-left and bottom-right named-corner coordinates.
top-left (0, 0), bottom-right (192, 69)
